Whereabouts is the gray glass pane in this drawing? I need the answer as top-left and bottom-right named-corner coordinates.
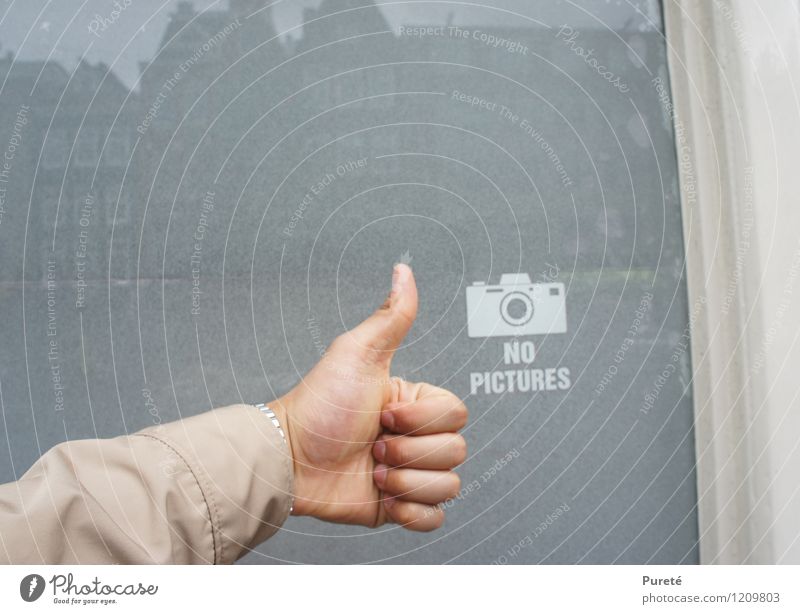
top-left (0, 0), bottom-right (697, 563)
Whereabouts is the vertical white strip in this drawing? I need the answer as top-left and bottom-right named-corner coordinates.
top-left (663, 0), bottom-right (800, 563)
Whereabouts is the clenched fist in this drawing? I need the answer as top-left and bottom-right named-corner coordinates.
top-left (271, 264), bottom-right (468, 531)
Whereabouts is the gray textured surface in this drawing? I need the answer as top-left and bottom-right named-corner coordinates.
top-left (0, 0), bottom-right (698, 563)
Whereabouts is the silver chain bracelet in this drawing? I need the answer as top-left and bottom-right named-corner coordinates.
top-left (254, 403), bottom-right (293, 514)
top-left (254, 403), bottom-right (287, 442)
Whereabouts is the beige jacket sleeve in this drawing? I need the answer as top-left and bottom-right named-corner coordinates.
top-left (0, 404), bottom-right (293, 564)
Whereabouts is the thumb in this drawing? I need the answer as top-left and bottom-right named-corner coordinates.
top-left (347, 263), bottom-right (418, 366)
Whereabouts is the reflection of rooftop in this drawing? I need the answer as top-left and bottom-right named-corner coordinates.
top-left (298, 0), bottom-right (392, 51)
top-left (0, 51), bottom-right (68, 91)
top-left (156, 0), bottom-right (279, 54)
top-left (0, 52), bottom-right (131, 108)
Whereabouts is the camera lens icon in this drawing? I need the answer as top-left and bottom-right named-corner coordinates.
top-left (500, 291), bottom-right (534, 327)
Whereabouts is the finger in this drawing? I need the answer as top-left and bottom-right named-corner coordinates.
top-left (344, 263), bottom-right (417, 367)
top-left (381, 394), bottom-right (468, 435)
top-left (373, 433), bottom-right (467, 470)
top-left (374, 465), bottom-right (461, 505)
top-left (383, 498), bottom-right (444, 532)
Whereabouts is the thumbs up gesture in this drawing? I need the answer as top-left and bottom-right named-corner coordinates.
top-left (271, 264), bottom-right (468, 530)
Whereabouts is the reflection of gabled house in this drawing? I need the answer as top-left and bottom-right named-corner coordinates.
top-left (0, 51), bottom-right (69, 108)
top-left (60, 60), bottom-right (134, 172)
top-left (296, 0), bottom-right (398, 117)
top-left (0, 53), bottom-right (140, 280)
top-left (0, 54), bottom-right (69, 176)
top-left (139, 0), bottom-right (287, 122)
top-left (38, 59), bottom-right (136, 232)
top-left (129, 1), bottom-right (296, 278)
top-left (298, 0), bottom-right (394, 50)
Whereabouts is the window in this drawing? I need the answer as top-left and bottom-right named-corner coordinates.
top-left (0, 0), bottom-right (698, 564)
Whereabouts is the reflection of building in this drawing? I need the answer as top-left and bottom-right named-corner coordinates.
top-left (138, 0), bottom-right (286, 125)
top-left (0, 0), bottom-right (683, 284)
top-left (0, 53), bottom-right (136, 281)
top-left (297, 0), bottom-right (398, 116)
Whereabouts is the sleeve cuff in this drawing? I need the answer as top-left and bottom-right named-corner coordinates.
top-left (136, 404), bottom-right (294, 564)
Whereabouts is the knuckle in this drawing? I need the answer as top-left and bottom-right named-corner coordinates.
top-left (390, 439), bottom-right (411, 466)
top-left (394, 306), bottom-right (416, 329)
top-left (344, 328), bottom-right (392, 367)
top-left (393, 408), bottom-right (412, 432)
top-left (429, 510), bottom-right (445, 530)
top-left (365, 336), bottom-right (392, 363)
top-left (387, 470), bottom-right (409, 496)
top-left (452, 402), bottom-right (468, 429)
top-left (451, 436), bottom-right (468, 466)
top-left (416, 510), bottom-right (443, 532)
top-left (444, 472), bottom-right (461, 500)
top-left (389, 376), bottom-right (405, 397)
top-left (394, 504), bottom-right (414, 526)
top-left (416, 506), bottom-right (443, 532)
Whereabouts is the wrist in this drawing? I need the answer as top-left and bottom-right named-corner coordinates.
top-left (264, 396), bottom-right (313, 517)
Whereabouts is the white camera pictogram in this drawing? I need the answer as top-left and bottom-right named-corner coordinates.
top-left (466, 273), bottom-right (567, 338)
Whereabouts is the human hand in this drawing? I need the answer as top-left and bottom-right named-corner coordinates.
top-left (270, 264), bottom-right (467, 531)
